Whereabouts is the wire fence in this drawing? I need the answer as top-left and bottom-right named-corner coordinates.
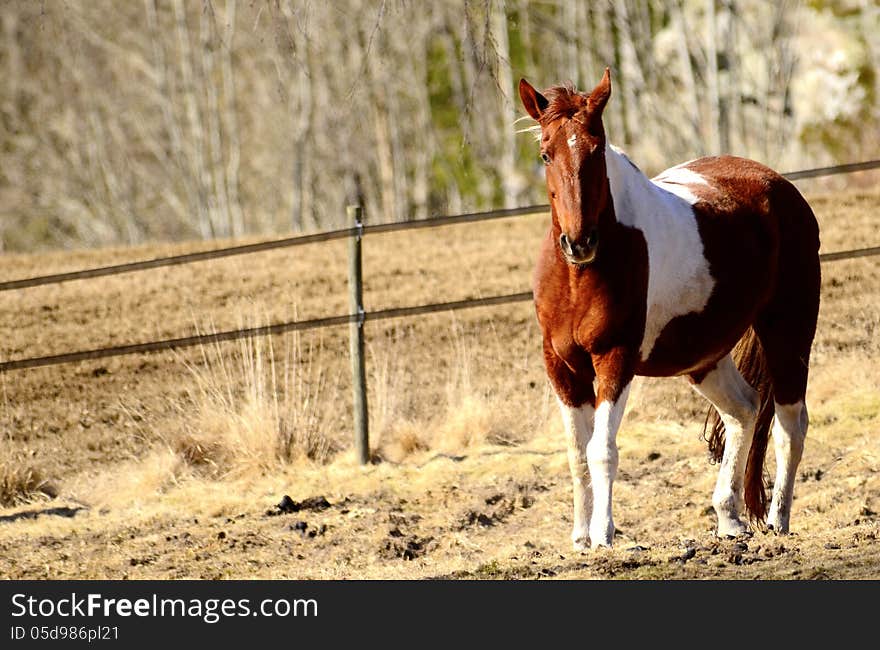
top-left (0, 206), bottom-right (547, 293)
top-left (1, 158), bottom-right (879, 375)
top-left (2, 158), bottom-right (878, 293)
top-left (0, 292), bottom-right (535, 372)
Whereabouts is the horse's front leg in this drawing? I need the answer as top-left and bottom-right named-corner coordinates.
top-left (543, 340), bottom-right (596, 551)
top-left (588, 348), bottom-right (635, 548)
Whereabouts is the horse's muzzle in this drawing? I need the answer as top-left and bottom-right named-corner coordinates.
top-left (560, 229), bottom-right (598, 265)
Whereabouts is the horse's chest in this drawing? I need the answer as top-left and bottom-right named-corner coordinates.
top-left (539, 282), bottom-right (633, 365)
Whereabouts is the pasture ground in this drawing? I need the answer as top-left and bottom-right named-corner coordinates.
top-left (0, 189), bottom-right (878, 579)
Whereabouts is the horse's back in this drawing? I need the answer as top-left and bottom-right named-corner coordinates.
top-left (656, 154), bottom-right (820, 284)
top-left (664, 155), bottom-right (819, 242)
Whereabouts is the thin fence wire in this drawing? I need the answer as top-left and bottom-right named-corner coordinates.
top-left (1, 249), bottom-right (877, 373)
top-left (1, 245), bottom-right (879, 372)
top-left (1, 159), bottom-right (879, 373)
top-left (0, 207), bottom-right (546, 293)
top-left (0, 292), bottom-right (533, 372)
top-left (2, 159), bottom-right (878, 293)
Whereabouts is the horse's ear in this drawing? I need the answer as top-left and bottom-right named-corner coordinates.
top-left (587, 67), bottom-right (612, 114)
top-left (519, 78), bottom-right (549, 121)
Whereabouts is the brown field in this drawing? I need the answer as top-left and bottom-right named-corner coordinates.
top-left (0, 189), bottom-right (878, 580)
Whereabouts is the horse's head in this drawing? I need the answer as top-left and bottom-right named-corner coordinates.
top-left (519, 69), bottom-right (612, 265)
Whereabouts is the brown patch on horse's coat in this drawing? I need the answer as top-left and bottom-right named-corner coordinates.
top-left (674, 157), bottom-right (821, 519)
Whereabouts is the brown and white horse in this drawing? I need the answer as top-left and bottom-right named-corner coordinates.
top-left (519, 69), bottom-right (820, 550)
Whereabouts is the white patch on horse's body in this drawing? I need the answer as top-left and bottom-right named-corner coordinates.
top-left (605, 145), bottom-right (715, 363)
top-left (690, 355), bottom-right (759, 537)
top-left (556, 396), bottom-right (595, 550)
top-left (767, 400), bottom-right (807, 533)
top-left (566, 133), bottom-right (578, 150)
top-left (652, 164), bottom-right (710, 205)
top-left (586, 382), bottom-right (631, 548)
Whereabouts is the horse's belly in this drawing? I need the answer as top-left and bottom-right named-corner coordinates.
top-left (635, 317), bottom-right (730, 377)
top-left (635, 287), bottom-right (760, 378)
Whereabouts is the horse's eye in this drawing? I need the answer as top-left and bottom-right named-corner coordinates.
top-left (540, 152), bottom-right (551, 165)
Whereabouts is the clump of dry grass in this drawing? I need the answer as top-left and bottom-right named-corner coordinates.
top-left (0, 383), bottom-right (56, 506)
top-left (370, 316), bottom-right (542, 462)
top-left (162, 322), bottom-right (342, 480)
top-left (435, 317), bottom-right (524, 450)
top-left (366, 331), bottom-right (433, 462)
top-left (0, 453), bottom-right (55, 506)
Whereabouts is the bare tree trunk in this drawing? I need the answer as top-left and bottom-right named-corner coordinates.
top-left (1, 7), bottom-right (22, 248)
top-left (575, 0), bottom-right (595, 88)
top-left (775, 1), bottom-right (799, 164)
top-left (2, 9), bottom-right (20, 123)
top-left (441, 27), bottom-right (465, 212)
top-left (365, 23), bottom-right (397, 223)
top-left (388, 73), bottom-right (407, 220)
top-left (222, 0), bottom-right (244, 236)
top-left (609, 2), bottom-right (633, 146)
top-left (200, 3), bottom-right (231, 237)
top-left (562, 0), bottom-right (578, 84)
top-left (717, 0), bottom-right (732, 153)
top-left (296, 20), bottom-right (316, 232)
top-left (410, 44), bottom-right (432, 220)
top-left (672, 0), bottom-right (702, 152)
top-left (145, 0), bottom-right (197, 232)
top-left (172, 0), bottom-right (213, 237)
top-left (492, 0), bottom-right (517, 208)
top-left (706, 0), bottom-right (724, 153)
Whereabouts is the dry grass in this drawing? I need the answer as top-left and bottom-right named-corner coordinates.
top-left (0, 188), bottom-right (877, 579)
top-left (164, 323), bottom-right (341, 480)
top-left (0, 386), bottom-right (56, 506)
top-left (0, 454), bottom-right (54, 507)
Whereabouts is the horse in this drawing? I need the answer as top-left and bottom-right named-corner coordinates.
top-left (518, 69), bottom-right (820, 550)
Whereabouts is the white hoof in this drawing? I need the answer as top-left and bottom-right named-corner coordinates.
top-left (716, 516), bottom-right (751, 539)
top-left (589, 523), bottom-right (614, 548)
top-left (766, 519), bottom-right (791, 535)
top-left (767, 506), bottom-right (791, 534)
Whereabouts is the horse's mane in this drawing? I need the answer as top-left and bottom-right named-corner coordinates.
top-left (541, 83), bottom-right (589, 124)
top-left (515, 83), bottom-right (589, 140)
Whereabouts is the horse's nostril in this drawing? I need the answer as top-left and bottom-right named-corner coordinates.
top-left (559, 233), bottom-right (570, 250)
top-left (587, 228), bottom-right (599, 248)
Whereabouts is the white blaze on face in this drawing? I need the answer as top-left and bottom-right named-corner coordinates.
top-left (566, 133), bottom-right (577, 150)
top-left (605, 146), bottom-right (716, 362)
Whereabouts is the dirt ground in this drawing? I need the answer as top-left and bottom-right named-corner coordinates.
top-left (0, 188), bottom-right (878, 579)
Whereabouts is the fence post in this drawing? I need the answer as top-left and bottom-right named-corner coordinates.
top-left (347, 205), bottom-right (369, 465)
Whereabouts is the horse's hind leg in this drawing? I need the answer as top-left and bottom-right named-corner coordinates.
top-left (755, 314), bottom-right (814, 533)
top-left (758, 184), bottom-right (819, 532)
top-left (689, 355), bottom-right (759, 537)
top-left (766, 400), bottom-right (808, 532)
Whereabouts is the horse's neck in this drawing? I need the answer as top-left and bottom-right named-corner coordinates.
top-left (604, 143), bottom-right (715, 360)
top-left (604, 144), bottom-right (671, 230)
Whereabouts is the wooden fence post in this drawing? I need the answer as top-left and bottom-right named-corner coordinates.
top-left (347, 205), bottom-right (369, 465)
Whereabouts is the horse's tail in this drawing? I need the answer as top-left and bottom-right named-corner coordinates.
top-left (703, 327), bottom-right (775, 521)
